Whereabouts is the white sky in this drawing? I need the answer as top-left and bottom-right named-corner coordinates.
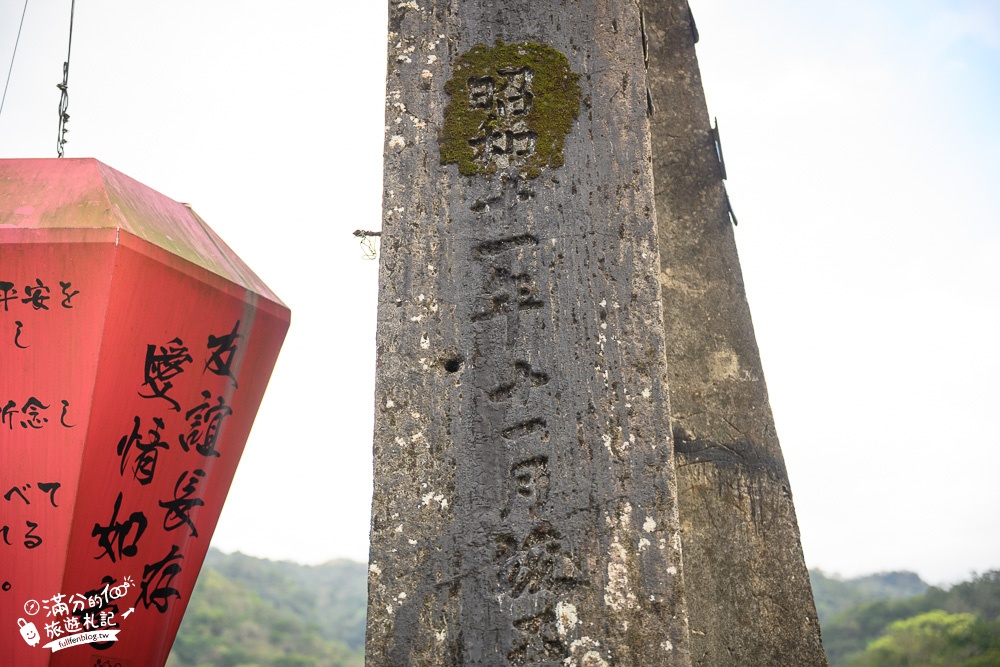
top-left (0, 0), bottom-right (996, 587)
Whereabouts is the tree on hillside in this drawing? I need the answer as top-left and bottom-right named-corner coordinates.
top-left (821, 570), bottom-right (1000, 666)
top-left (845, 610), bottom-right (1000, 667)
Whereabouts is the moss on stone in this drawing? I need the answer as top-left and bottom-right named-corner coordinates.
top-left (440, 41), bottom-right (581, 179)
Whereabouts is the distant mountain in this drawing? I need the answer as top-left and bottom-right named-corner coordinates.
top-left (202, 548), bottom-right (368, 652)
top-left (165, 548), bottom-right (366, 667)
top-left (165, 550), bottom-right (998, 667)
top-left (810, 568), bottom-right (930, 625)
top-left (819, 571), bottom-right (1000, 666)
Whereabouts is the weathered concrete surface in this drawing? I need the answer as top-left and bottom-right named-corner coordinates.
top-left (367, 1), bottom-right (691, 665)
top-left (642, 1), bottom-right (828, 665)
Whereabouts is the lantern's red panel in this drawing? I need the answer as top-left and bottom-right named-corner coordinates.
top-left (0, 159), bottom-right (290, 666)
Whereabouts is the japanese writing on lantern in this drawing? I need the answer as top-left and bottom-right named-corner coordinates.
top-left (92, 492), bottom-right (147, 563)
top-left (0, 520), bottom-right (42, 549)
top-left (159, 469), bottom-right (206, 537)
top-left (1, 278), bottom-right (80, 350)
top-left (117, 416), bottom-right (168, 485)
top-left (78, 319), bottom-right (243, 617)
top-left (126, 322), bottom-right (242, 485)
top-left (4, 481), bottom-right (61, 507)
top-left (138, 338), bottom-right (192, 412)
top-left (179, 391), bottom-right (231, 458)
top-left (0, 278), bottom-right (80, 312)
top-left (1, 397), bottom-right (75, 430)
top-left (138, 321), bottom-right (242, 410)
top-left (137, 544), bottom-right (184, 613)
top-left (116, 394), bottom-right (231, 489)
top-left (205, 320), bottom-right (241, 388)
top-left (2, 481), bottom-right (62, 550)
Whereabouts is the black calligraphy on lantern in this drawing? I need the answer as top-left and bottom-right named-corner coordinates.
top-left (0, 400), bottom-right (15, 429)
top-left (0, 281), bottom-right (15, 311)
top-left (0, 277), bottom-right (78, 313)
top-left (179, 391), bottom-right (231, 458)
top-left (159, 469), bottom-right (206, 537)
top-left (92, 492), bottom-right (147, 562)
top-left (14, 320), bottom-right (27, 348)
top-left (21, 278), bottom-right (50, 310)
top-left (2, 481), bottom-right (61, 507)
top-left (59, 281), bottom-right (79, 308)
top-left (60, 400), bottom-right (75, 428)
top-left (0, 482), bottom-right (63, 550)
top-left (19, 397), bottom-right (49, 429)
top-left (138, 544), bottom-right (184, 613)
top-left (117, 415), bottom-right (168, 484)
top-left (0, 521), bottom-right (42, 549)
top-left (205, 320), bottom-right (241, 388)
top-left (37, 481), bottom-right (61, 506)
top-left (23, 520), bottom-right (41, 548)
top-left (138, 337), bottom-right (192, 411)
top-left (4, 485), bottom-right (28, 505)
top-left (0, 397), bottom-right (73, 431)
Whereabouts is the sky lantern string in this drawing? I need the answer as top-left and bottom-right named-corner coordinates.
top-left (0, 0), bottom-right (30, 120)
top-left (55, 0), bottom-right (75, 157)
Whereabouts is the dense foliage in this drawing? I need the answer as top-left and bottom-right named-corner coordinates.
top-left (815, 570), bottom-right (1000, 666)
top-left (810, 569), bottom-right (930, 625)
top-left (163, 551), bottom-right (999, 666)
top-left (165, 549), bottom-right (366, 667)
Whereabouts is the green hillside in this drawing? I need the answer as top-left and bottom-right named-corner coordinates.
top-left (165, 549), bottom-right (366, 667)
top-left (819, 571), bottom-right (1000, 666)
top-left (166, 550), bottom-right (1000, 667)
top-left (810, 569), bottom-right (930, 625)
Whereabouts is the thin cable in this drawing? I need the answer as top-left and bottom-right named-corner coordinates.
top-left (0, 0), bottom-right (30, 120)
top-left (56, 0), bottom-right (75, 157)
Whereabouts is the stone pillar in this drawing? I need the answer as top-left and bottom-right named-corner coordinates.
top-left (642, 2), bottom-right (828, 665)
top-left (366, 1), bottom-right (691, 665)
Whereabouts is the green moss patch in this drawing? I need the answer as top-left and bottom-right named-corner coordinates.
top-left (440, 41), bottom-right (581, 179)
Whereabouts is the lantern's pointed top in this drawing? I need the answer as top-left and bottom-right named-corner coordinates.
top-left (0, 158), bottom-right (283, 306)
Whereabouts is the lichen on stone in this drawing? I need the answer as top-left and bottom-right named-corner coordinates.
top-left (440, 40), bottom-right (581, 179)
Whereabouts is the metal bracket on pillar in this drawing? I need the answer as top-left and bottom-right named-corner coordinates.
top-left (712, 117), bottom-right (727, 180)
top-left (723, 183), bottom-right (738, 226)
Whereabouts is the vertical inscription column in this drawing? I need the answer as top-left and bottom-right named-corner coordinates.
top-left (368, 2), bottom-right (690, 666)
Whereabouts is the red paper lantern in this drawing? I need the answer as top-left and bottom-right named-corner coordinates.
top-left (0, 158), bottom-right (290, 666)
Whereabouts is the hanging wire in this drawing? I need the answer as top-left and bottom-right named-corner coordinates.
top-left (0, 0), bottom-right (30, 120)
top-left (353, 229), bottom-right (382, 260)
top-left (56, 0), bottom-right (75, 157)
